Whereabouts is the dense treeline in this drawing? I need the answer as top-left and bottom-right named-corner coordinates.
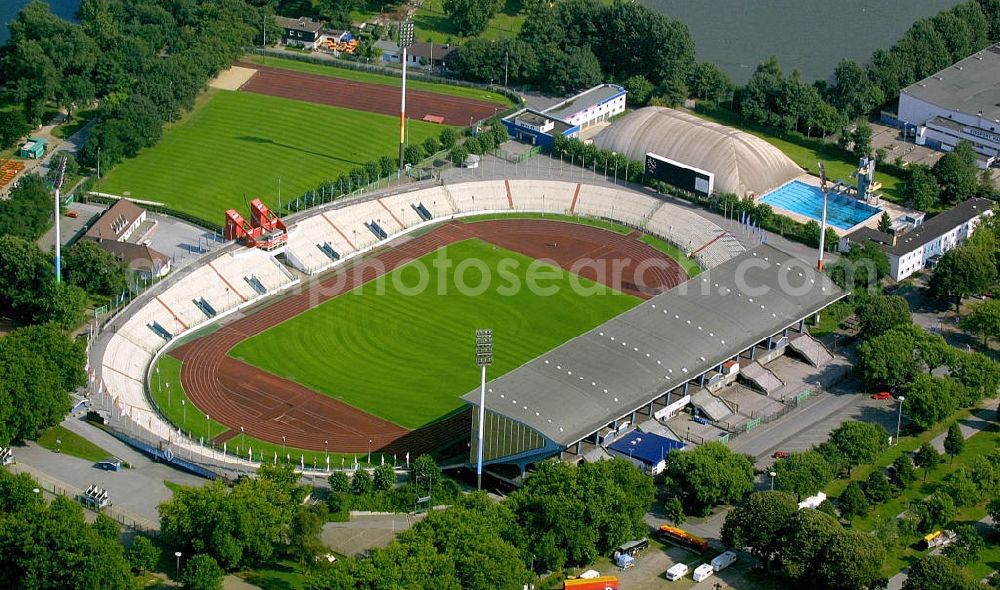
top-left (0, 469), bottom-right (139, 589)
top-left (307, 458), bottom-right (653, 589)
top-left (0, 0), bottom-right (264, 170)
top-left (450, 0), bottom-right (695, 96)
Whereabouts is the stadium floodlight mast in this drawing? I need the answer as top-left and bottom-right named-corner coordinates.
top-left (474, 329), bottom-right (493, 490)
top-left (53, 156), bottom-right (68, 283)
top-left (816, 161), bottom-right (829, 272)
top-left (397, 20), bottom-right (415, 176)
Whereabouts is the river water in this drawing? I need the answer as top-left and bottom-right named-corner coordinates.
top-left (1, 0), bottom-right (81, 44)
top-left (643, 0), bottom-right (965, 83)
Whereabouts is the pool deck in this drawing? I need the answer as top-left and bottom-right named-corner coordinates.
top-left (761, 174), bottom-right (915, 236)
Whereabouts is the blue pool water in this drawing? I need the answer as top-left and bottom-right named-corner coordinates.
top-left (760, 180), bottom-right (881, 230)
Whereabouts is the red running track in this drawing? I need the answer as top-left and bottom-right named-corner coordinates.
top-left (170, 219), bottom-right (685, 454)
top-left (237, 62), bottom-right (506, 127)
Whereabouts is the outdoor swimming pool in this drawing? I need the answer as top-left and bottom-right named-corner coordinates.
top-left (760, 180), bottom-right (881, 230)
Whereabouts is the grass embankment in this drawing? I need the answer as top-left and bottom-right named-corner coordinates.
top-left (36, 425), bottom-right (113, 463)
top-left (691, 103), bottom-right (907, 203)
top-left (101, 90), bottom-right (449, 222)
top-left (246, 54), bottom-right (513, 105)
top-left (232, 238), bottom-right (639, 428)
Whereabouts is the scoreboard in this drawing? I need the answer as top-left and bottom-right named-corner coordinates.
top-left (645, 153), bottom-right (714, 197)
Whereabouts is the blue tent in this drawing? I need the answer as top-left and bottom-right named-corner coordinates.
top-left (607, 431), bottom-right (685, 472)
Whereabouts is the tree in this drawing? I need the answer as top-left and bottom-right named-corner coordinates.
top-left (663, 442), bottom-right (754, 514)
top-left (913, 492), bottom-right (956, 533)
top-left (128, 535), bottom-right (159, 575)
top-left (816, 530), bottom-right (886, 590)
top-left (856, 294), bottom-right (911, 340)
top-left (288, 504), bottom-right (327, 564)
top-left (0, 174), bottom-right (54, 240)
top-left (721, 491), bottom-right (798, 571)
top-left (373, 463), bottom-right (394, 492)
top-left (623, 74), bottom-right (654, 106)
top-left (828, 59), bottom-right (884, 119)
top-left (942, 468), bottom-right (979, 507)
top-left (933, 141), bottom-right (980, 203)
top-left (908, 164), bottom-right (941, 211)
top-left (944, 423), bottom-right (965, 462)
top-left (829, 421), bottom-right (889, 473)
top-left (905, 373), bottom-right (960, 431)
top-left (350, 469), bottom-right (373, 496)
top-left (874, 212), bottom-right (892, 235)
top-left (838, 481), bottom-right (869, 521)
top-left (943, 524), bottom-right (987, 566)
top-left (890, 454), bottom-right (917, 490)
top-left (929, 244), bottom-right (998, 310)
top-left (0, 109), bottom-right (31, 149)
top-left (960, 299), bottom-right (1000, 345)
top-left (63, 240), bottom-right (127, 297)
top-left (829, 240), bottom-right (890, 292)
top-left (686, 62), bottom-right (733, 102)
top-left (180, 553), bottom-right (224, 590)
top-left (862, 470), bottom-right (893, 504)
top-left (903, 555), bottom-right (974, 590)
top-left (850, 122), bottom-right (873, 159)
top-left (914, 443), bottom-right (942, 481)
top-left (439, 127), bottom-right (457, 150)
top-left (988, 498), bottom-right (1000, 529)
top-left (773, 450), bottom-right (833, 501)
top-left (661, 495), bottom-right (685, 526)
top-left (443, 0), bottom-right (503, 37)
top-left (450, 145), bottom-right (469, 166)
top-left (423, 136), bottom-right (440, 156)
top-left (328, 470), bottom-right (349, 493)
top-left (777, 508), bottom-right (842, 581)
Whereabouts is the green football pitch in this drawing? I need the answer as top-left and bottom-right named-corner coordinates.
top-left (100, 90), bottom-right (450, 223)
top-left (229, 239), bottom-right (640, 429)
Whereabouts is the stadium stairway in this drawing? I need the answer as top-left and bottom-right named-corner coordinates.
top-left (739, 361), bottom-right (784, 395)
top-left (690, 389), bottom-right (733, 422)
top-left (788, 333), bottom-right (833, 367)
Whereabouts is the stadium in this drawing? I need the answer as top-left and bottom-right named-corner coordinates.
top-left (90, 172), bottom-right (845, 479)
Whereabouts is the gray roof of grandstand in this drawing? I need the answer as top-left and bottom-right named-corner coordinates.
top-left (462, 244), bottom-right (846, 447)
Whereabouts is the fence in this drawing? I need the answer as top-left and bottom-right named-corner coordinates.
top-left (9, 463), bottom-right (160, 533)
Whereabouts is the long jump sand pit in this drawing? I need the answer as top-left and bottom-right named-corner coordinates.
top-left (209, 65), bottom-right (258, 91)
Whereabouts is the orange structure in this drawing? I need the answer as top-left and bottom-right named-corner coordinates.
top-left (563, 576), bottom-right (618, 590)
top-left (224, 199), bottom-right (287, 250)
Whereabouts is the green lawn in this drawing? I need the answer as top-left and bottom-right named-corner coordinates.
top-left (53, 108), bottom-right (98, 140)
top-left (247, 54), bottom-right (513, 105)
top-left (231, 238), bottom-right (639, 428)
top-left (100, 90), bottom-right (451, 222)
top-left (414, 0), bottom-right (525, 44)
top-left (36, 425), bottom-right (113, 463)
top-left (640, 234), bottom-right (703, 277)
top-left (150, 356), bottom-right (229, 442)
top-left (690, 104), bottom-right (907, 203)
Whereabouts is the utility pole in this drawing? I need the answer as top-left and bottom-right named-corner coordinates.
top-left (397, 21), bottom-right (414, 176)
top-left (816, 161), bottom-right (829, 272)
top-left (53, 157), bottom-right (67, 283)
top-left (475, 329), bottom-right (493, 490)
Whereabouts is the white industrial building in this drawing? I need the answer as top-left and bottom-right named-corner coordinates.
top-left (895, 44), bottom-right (1000, 168)
top-left (542, 84), bottom-right (627, 129)
top-left (839, 198), bottom-right (994, 281)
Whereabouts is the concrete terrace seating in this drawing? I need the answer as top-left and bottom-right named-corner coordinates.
top-left (209, 249), bottom-right (293, 302)
top-left (574, 184), bottom-right (659, 227)
top-left (157, 267), bottom-right (236, 328)
top-left (414, 187), bottom-right (460, 218)
top-left (444, 181), bottom-right (512, 213)
top-left (328, 199), bottom-right (390, 250)
top-left (285, 214), bottom-right (351, 274)
top-left (104, 335), bottom-right (152, 382)
top-left (507, 180), bottom-right (577, 213)
top-left (376, 193), bottom-right (433, 228)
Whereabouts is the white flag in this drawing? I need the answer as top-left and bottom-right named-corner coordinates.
top-left (405, 452), bottom-right (410, 467)
top-left (223, 442), bottom-right (227, 455)
top-left (380, 455), bottom-right (384, 466)
top-left (300, 455), bottom-right (304, 469)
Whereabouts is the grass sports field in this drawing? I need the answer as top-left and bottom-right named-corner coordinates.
top-left (230, 239), bottom-right (639, 429)
top-left (100, 90), bottom-right (450, 223)
top-left (247, 55), bottom-right (514, 105)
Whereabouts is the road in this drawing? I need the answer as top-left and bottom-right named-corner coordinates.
top-left (11, 414), bottom-right (207, 527)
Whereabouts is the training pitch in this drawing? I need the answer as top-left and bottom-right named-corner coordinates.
top-left (230, 238), bottom-right (639, 429)
top-left (100, 90), bottom-right (450, 222)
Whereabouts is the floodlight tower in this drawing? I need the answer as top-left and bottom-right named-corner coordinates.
top-left (397, 21), bottom-right (415, 175)
top-left (474, 329), bottom-right (493, 490)
top-left (53, 157), bottom-right (68, 283)
top-left (817, 161), bottom-right (829, 272)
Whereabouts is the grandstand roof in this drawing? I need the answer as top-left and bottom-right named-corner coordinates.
top-left (462, 244), bottom-right (845, 447)
top-left (902, 43), bottom-right (1000, 123)
top-left (593, 107), bottom-right (802, 196)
